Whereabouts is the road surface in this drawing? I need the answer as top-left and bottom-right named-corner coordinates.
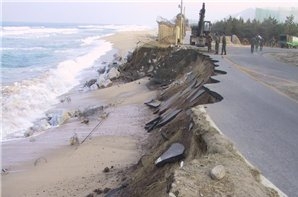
top-left (205, 45), bottom-right (298, 196)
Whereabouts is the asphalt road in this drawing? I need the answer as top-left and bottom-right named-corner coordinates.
top-left (205, 46), bottom-right (298, 196)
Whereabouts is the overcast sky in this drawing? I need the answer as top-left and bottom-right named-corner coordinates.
top-left (2, 1), bottom-right (298, 26)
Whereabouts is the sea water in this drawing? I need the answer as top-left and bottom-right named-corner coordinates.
top-left (1, 22), bottom-right (149, 141)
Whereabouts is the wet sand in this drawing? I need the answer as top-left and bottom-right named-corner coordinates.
top-left (1, 30), bottom-right (156, 197)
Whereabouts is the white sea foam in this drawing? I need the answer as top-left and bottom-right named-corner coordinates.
top-left (1, 47), bottom-right (48, 51)
top-left (1, 26), bottom-right (78, 37)
top-left (79, 24), bottom-right (151, 32)
top-left (78, 25), bottom-right (105, 30)
top-left (78, 25), bottom-right (151, 48)
top-left (80, 33), bottom-right (114, 46)
top-left (2, 26), bottom-right (32, 31)
top-left (81, 35), bottom-right (105, 46)
top-left (1, 24), bottom-right (151, 141)
top-left (1, 39), bottom-right (113, 140)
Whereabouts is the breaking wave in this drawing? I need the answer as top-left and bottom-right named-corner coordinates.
top-left (1, 40), bottom-right (113, 140)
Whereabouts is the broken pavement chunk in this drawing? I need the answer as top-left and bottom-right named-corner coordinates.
top-left (145, 116), bottom-right (161, 132)
top-left (155, 143), bottom-right (185, 167)
top-left (214, 69), bottom-right (227, 75)
top-left (207, 77), bottom-right (220, 84)
top-left (144, 99), bottom-right (161, 108)
top-left (145, 109), bottom-right (181, 132)
top-left (156, 109), bottom-right (182, 128)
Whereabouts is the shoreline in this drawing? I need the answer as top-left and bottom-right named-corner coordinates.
top-left (1, 30), bottom-right (157, 196)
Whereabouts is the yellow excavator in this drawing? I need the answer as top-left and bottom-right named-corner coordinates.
top-left (190, 3), bottom-right (212, 47)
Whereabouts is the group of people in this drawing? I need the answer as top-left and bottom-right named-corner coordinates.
top-left (204, 33), bottom-right (271, 55)
top-left (250, 35), bottom-right (264, 53)
top-left (206, 32), bottom-right (227, 55)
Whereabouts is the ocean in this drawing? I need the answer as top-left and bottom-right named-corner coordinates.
top-left (1, 22), bottom-right (149, 141)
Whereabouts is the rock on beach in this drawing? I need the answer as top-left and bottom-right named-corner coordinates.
top-left (210, 165), bottom-right (226, 180)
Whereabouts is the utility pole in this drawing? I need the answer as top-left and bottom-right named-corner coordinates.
top-left (184, 6), bottom-right (186, 38)
top-left (179, 0), bottom-right (183, 44)
top-left (180, 0), bottom-right (183, 15)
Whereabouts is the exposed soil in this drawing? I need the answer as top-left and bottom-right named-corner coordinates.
top-left (86, 45), bottom-right (281, 197)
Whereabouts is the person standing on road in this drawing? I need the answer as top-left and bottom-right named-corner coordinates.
top-left (255, 35), bottom-right (260, 52)
top-left (207, 34), bottom-right (212, 52)
top-left (214, 33), bottom-right (220, 54)
top-left (251, 36), bottom-right (256, 53)
top-left (221, 33), bottom-right (227, 55)
top-left (260, 37), bottom-right (264, 51)
top-left (270, 37), bottom-right (276, 47)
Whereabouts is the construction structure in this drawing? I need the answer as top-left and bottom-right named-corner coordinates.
top-left (190, 2), bottom-right (212, 47)
top-left (157, 0), bottom-right (186, 45)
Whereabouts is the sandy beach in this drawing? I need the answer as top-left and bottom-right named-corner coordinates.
top-left (1, 30), bottom-right (157, 197)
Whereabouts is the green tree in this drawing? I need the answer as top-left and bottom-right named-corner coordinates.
top-left (211, 15), bottom-right (298, 44)
top-left (260, 17), bottom-right (278, 41)
top-left (284, 15), bottom-right (298, 35)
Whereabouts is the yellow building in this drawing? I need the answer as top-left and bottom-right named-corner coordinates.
top-left (157, 14), bottom-right (186, 45)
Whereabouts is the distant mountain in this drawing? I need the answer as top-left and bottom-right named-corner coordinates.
top-left (230, 7), bottom-right (298, 23)
top-left (232, 8), bottom-right (255, 21)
